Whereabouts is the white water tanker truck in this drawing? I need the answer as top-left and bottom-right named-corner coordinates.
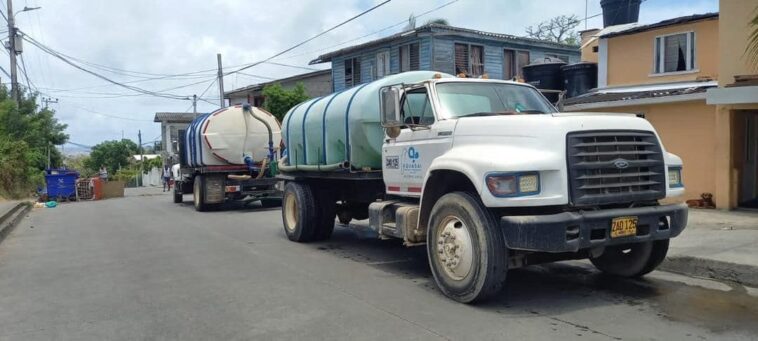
top-left (174, 104), bottom-right (282, 211)
top-left (278, 71), bottom-right (688, 303)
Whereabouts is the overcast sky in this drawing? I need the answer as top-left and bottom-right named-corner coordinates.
top-left (4, 0), bottom-right (718, 152)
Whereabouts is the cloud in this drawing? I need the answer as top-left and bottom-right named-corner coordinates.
top-left (8, 0), bottom-right (717, 148)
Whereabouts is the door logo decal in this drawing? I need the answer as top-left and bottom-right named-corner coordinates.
top-left (401, 147), bottom-right (422, 178)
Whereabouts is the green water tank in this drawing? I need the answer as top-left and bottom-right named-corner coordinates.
top-left (282, 71), bottom-right (453, 170)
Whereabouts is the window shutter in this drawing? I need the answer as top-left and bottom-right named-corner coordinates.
top-left (344, 59), bottom-right (353, 87)
top-left (410, 43), bottom-right (420, 71)
top-left (503, 49), bottom-right (515, 79)
top-left (354, 58), bottom-right (362, 84)
top-left (470, 45), bottom-right (484, 76)
top-left (454, 43), bottom-right (469, 75)
top-left (400, 45), bottom-right (409, 72)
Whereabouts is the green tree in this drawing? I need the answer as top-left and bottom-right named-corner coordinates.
top-left (261, 82), bottom-right (310, 121)
top-left (0, 86), bottom-right (68, 198)
top-left (525, 15), bottom-right (581, 46)
top-left (85, 139), bottom-right (139, 174)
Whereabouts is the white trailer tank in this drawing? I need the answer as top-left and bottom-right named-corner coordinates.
top-left (185, 105), bottom-right (282, 167)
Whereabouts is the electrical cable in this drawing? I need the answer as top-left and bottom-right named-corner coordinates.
top-left (224, 0), bottom-right (392, 76)
top-left (275, 0), bottom-right (459, 62)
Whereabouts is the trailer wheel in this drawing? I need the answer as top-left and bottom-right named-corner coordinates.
top-left (313, 188), bottom-right (336, 241)
top-left (590, 240), bottom-right (666, 277)
top-left (173, 183), bottom-right (183, 203)
top-left (193, 176), bottom-right (209, 211)
top-left (427, 192), bottom-right (507, 303)
top-left (282, 182), bottom-right (318, 242)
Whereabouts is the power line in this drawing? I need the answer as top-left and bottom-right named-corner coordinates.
top-left (275, 0), bottom-right (459, 62)
top-left (263, 61), bottom-right (321, 71)
top-left (224, 0), bottom-right (392, 76)
top-left (19, 31), bottom-right (193, 100)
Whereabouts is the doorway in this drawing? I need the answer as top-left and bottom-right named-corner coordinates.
top-left (738, 111), bottom-right (758, 208)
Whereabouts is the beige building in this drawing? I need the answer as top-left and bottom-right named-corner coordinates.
top-left (225, 69), bottom-right (332, 107)
top-left (565, 2), bottom-right (758, 210)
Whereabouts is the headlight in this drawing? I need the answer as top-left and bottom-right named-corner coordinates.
top-left (486, 172), bottom-right (540, 197)
top-left (668, 167), bottom-right (683, 188)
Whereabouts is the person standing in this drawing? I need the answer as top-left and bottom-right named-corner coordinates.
top-left (162, 165), bottom-right (172, 192)
top-left (99, 166), bottom-right (108, 182)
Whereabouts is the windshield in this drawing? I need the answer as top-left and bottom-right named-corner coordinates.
top-left (435, 82), bottom-right (556, 118)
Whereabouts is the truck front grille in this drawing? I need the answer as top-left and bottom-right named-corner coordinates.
top-left (567, 130), bottom-right (666, 206)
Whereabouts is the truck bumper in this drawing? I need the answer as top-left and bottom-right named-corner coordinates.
top-left (500, 203), bottom-right (688, 253)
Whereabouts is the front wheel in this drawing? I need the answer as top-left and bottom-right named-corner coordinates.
top-left (427, 192), bottom-right (507, 303)
top-left (590, 239), bottom-right (669, 277)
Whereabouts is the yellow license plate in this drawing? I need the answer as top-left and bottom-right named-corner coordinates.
top-left (611, 216), bottom-right (638, 238)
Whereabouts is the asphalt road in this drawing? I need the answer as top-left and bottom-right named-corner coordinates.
top-left (1, 189), bottom-right (757, 341)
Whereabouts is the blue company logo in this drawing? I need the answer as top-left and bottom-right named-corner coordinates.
top-left (613, 159), bottom-right (629, 169)
top-left (408, 147), bottom-right (419, 161)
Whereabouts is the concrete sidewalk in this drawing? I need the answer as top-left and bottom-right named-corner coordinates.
top-left (0, 200), bottom-right (31, 243)
top-left (661, 208), bottom-right (758, 287)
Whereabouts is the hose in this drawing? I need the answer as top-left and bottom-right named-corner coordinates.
top-left (277, 156), bottom-right (348, 172)
top-left (243, 103), bottom-right (275, 162)
top-left (256, 158), bottom-right (268, 179)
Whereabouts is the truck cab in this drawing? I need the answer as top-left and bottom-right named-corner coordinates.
top-left (278, 72), bottom-right (687, 303)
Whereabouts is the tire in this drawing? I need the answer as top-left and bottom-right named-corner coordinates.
top-left (639, 239), bottom-right (670, 276)
top-left (281, 182), bottom-right (319, 242)
top-left (312, 188), bottom-right (336, 241)
top-left (427, 192), bottom-right (507, 303)
top-left (193, 176), bottom-right (209, 212)
top-left (590, 240), bottom-right (668, 278)
top-left (173, 184), bottom-right (183, 203)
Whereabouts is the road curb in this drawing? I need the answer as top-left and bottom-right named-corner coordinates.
top-left (0, 202), bottom-right (31, 244)
top-left (660, 255), bottom-right (758, 288)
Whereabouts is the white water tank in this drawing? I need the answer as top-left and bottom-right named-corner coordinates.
top-left (184, 106), bottom-right (281, 167)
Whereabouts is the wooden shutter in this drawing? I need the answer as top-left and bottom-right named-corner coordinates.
top-left (516, 51), bottom-right (530, 78)
top-left (344, 59), bottom-right (353, 87)
top-left (353, 58), bottom-right (362, 85)
top-left (503, 49), bottom-right (515, 79)
top-left (410, 43), bottom-right (420, 71)
top-left (400, 45), bottom-right (409, 72)
top-left (454, 43), bottom-right (469, 75)
top-left (470, 45), bottom-right (484, 77)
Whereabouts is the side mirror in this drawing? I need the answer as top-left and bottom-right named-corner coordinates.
top-left (380, 87), bottom-right (401, 128)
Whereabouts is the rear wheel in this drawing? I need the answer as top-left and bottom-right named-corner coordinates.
top-left (590, 239), bottom-right (669, 277)
top-left (193, 176), bottom-right (208, 211)
top-left (173, 183), bottom-right (183, 203)
top-left (282, 182), bottom-right (318, 242)
top-left (313, 188), bottom-right (336, 241)
top-left (427, 192), bottom-right (507, 303)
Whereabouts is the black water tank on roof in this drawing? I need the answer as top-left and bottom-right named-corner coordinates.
top-left (562, 62), bottom-right (598, 98)
top-left (522, 57), bottom-right (566, 103)
top-left (601, 0), bottom-right (641, 27)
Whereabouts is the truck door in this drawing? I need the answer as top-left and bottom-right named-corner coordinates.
top-left (383, 86), bottom-right (454, 197)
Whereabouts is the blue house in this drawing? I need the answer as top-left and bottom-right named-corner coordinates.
top-left (309, 23), bottom-right (581, 92)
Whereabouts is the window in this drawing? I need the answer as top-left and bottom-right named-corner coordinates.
top-left (376, 51), bottom-right (390, 78)
top-left (435, 82), bottom-right (555, 119)
top-left (545, 54), bottom-right (569, 63)
top-left (344, 57), bottom-right (361, 87)
top-left (400, 43), bottom-right (420, 72)
top-left (454, 43), bottom-right (484, 77)
top-left (654, 32), bottom-right (695, 74)
top-left (401, 88), bottom-right (434, 126)
top-left (504, 49), bottom-right (530, 80)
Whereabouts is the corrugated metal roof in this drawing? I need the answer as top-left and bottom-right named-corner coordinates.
top-left (563, 81), bottom-right (717, 106)
top-left (600, 12), bottom-right (718, 38)
top-left (310, 23), bottom-right (579, 64)
top-left (153, 112), bottom-right (200, 123)
top-left (225, 69), bottom-right (331, 97)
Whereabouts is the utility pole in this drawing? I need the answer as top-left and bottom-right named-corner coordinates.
top-left (193, 94), bottom-right (197, 117)
top-left (6, 0), bottom-right (19, 104)
top-left (138, 130), bottom-right (143, 187)
top-left (217, 53), bottom-right (225, 108)
top-left (42, 97), bottom-right (58, 109)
